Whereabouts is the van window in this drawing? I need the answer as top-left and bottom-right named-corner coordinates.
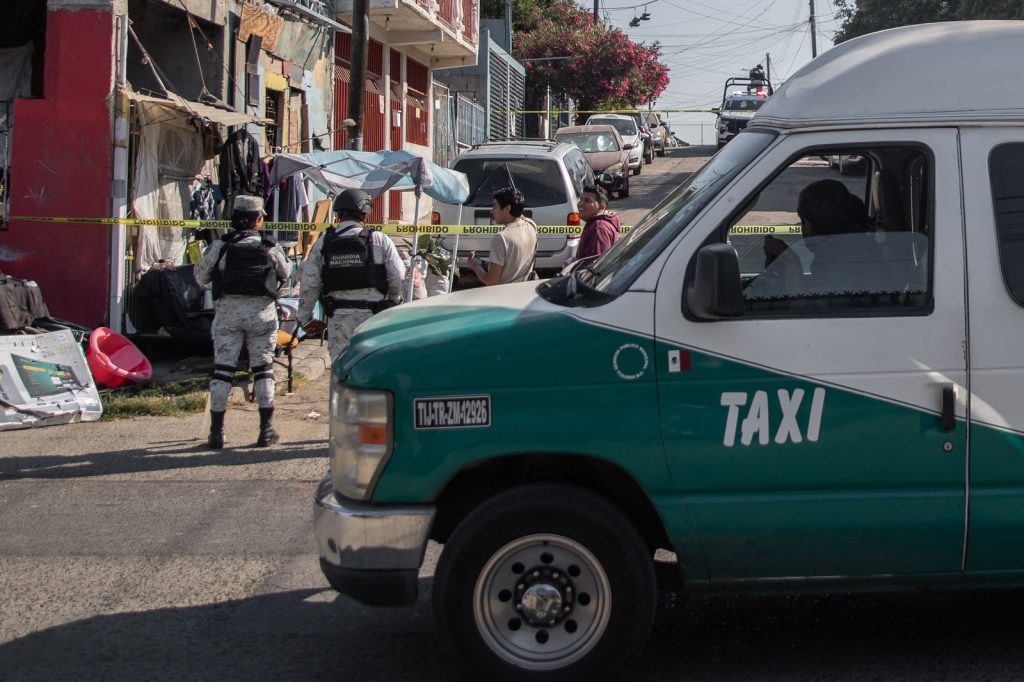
top-left (729, 149), bottom-right (932, 316)
top-left (579, 130), bottom-right (776, 295)
top-left (455, 158), bottom-right (569, 207)
top-left (989, 144), bottom-right (1024, 306)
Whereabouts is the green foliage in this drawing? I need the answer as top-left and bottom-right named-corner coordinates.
top-left (480, 0), bottom-right (543, 25)
top-left (834, 0), bottom-right (1024, 43)
top-left (416, 235), bottom-right (456, 278)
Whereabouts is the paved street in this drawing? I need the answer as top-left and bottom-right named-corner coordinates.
top-left (3, 146), bottom-right (1024, 681)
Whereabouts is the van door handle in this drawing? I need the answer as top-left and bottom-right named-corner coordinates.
top-left (941, 386), bottom-right (956, 432)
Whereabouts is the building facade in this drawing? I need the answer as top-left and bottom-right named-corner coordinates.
top-left (0, 0), bottom-right (477, 331)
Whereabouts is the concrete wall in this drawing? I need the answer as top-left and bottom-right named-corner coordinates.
top-left (7, 6), bottom-right (115, 327)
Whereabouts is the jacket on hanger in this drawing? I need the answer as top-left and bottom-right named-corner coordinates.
top-left (218, 129), bottom-right (263, 197)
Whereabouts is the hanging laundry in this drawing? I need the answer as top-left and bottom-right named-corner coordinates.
top-left (218, 128), bottom-right (263, 218)
top-left (190, 178), bottom-right (216, 220)
top-left (265, 171), bottom-right (309, 247)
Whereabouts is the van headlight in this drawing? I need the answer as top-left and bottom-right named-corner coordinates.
top-left (604, 162), bottom-right (623, 174)
top-left (329, 382), bottom-right (393, 501)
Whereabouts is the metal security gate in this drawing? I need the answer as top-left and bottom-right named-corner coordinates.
top-left (432, 80), bottom-right (455, 168)
top-left (456, 94), bottom-right (485, 151)
top-left (487, 50), bottom-right (525, 141)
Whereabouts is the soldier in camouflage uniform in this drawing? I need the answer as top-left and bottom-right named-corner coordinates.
top-left (195, 195), bottom-right (291, 449)
top-left (298, 188), bottom-right (405, 362)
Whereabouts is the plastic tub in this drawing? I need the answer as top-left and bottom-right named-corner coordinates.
top-left (86, 327), bottom-right (153, 388)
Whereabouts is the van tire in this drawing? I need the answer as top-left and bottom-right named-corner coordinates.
top-left (433, 484), bottom-right (656, 682)
top-left (632, 163), bottom-right (642, 176)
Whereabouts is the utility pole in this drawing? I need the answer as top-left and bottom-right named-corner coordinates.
top-left (593, 0), bottom-right (599, 25)
top-left (505, 0), bottom-right (513, 51)
top-left (808, 0), bottom-right (817, 58)
top-left (348, 0), bottom-right (370, 150)
top-left (765, 52), bottom-right (771, 84)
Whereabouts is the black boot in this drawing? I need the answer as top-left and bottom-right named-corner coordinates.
top-left (256, 407), bottom-right (279, 447)
top-left (208, 410), bottom-right (225, 449)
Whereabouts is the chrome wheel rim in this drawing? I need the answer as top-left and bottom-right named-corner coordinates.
top-left (473, 534), bottom-right (612, 671)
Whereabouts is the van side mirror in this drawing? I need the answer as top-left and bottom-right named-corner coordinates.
top-left (623, 144), bottom-right (634, 150)
top-left (685, 244), bottom-right (744, 319)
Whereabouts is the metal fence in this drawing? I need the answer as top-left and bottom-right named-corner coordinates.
top-left (456, 94), bottom-right (486, 150)
top-left (432, 80), bottom-right (456, 168)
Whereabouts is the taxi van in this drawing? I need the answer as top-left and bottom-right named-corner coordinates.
top-left (314, 22), bottom-right (1024, 680)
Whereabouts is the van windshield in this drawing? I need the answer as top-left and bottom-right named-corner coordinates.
top-left (579, 130), bottom-right (776, 295)
top-left (454, 158), bottom-right (568, 207)
top-left (724, 98), bottom-right (765, 111)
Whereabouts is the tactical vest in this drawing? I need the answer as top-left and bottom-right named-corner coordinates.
top-left (320, 226), bottom-right (389, 297)
top-left (212, 231), bottom-right (281, 300)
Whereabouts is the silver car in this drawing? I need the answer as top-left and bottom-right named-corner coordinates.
top-left (431, 141), bottom-right (595, 275)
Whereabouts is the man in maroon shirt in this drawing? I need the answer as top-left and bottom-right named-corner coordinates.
top-left (576, 185), bottom-right (621, 263)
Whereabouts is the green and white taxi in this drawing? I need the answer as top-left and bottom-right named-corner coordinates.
top-left (315, 21), bottom-right (1024, 680)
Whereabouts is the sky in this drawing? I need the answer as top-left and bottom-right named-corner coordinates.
top-left (587, 0), bottom-right (843, 140)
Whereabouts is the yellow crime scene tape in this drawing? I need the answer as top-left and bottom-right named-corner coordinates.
top-left (6, 216), bottom-right (800, 237)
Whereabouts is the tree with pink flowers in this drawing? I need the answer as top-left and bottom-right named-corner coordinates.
top-left (512, 0), bottom-right (669, 115)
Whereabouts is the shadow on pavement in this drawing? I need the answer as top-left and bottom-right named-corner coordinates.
top-left (4, 583), bottom-right (1024, 680)
top-left (0, 440), bottom-right (328, 480)
top-left (0, 584), bottom-right (459, 681)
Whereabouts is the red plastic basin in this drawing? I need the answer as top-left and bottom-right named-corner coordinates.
top-left (86, 327), bottom-right (153, 389)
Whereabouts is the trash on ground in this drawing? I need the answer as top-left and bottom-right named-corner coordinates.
top-left (0, 330), bottom-right (103, 430)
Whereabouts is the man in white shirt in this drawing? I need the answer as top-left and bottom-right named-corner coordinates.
top-left (468, 186), bottom-right (538, 285)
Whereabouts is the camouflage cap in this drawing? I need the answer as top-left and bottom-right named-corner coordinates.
top-left (233, 195), bottom-right (266, 216)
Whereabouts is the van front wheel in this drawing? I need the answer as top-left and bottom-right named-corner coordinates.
top-left (433, 484), bottom-right (656, 682)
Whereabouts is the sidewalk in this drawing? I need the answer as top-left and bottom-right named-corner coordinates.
top-left (275, 337), bottom-right (332, 390)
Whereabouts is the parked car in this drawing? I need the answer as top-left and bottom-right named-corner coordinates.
top-left (554, 124), bottom-right (632, 199)
top-left (430, 140), bottom-right (594, 275)
top-left (618, 111), bottom-right (656, 164)
top-left (315, 22), bottom-right (1023, 681)
top-left (586, 114), bottom-right (644, 175)
top-left (648, 116), bottom-right (669, 157)
top-left (716, 93), bottom-right (767, 148)
top-left (829, 153), bottom-right (867, 175)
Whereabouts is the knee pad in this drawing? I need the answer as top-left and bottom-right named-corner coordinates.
top-left (251, 362), bottom-right (273, 382)
top-left (212, 363), bottom-right (236, 383)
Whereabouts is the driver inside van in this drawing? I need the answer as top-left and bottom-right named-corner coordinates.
top-left (747, 179), bottom-right (871, 297)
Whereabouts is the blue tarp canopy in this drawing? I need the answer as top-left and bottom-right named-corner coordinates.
top-left (269, 150), bottom-right (469, 205)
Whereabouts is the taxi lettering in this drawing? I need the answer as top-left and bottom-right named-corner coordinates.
top-left (720, 388), bottom-right (826, 447)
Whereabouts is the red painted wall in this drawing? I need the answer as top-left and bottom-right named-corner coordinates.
top-left (6, 9), bottom-right (114, 328)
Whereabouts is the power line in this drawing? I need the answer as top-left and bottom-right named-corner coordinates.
top-left (602, 0), bottom-right (660, 11)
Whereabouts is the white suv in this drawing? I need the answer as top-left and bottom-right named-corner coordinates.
top-left (431, 141), bottom-right (594, 275)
